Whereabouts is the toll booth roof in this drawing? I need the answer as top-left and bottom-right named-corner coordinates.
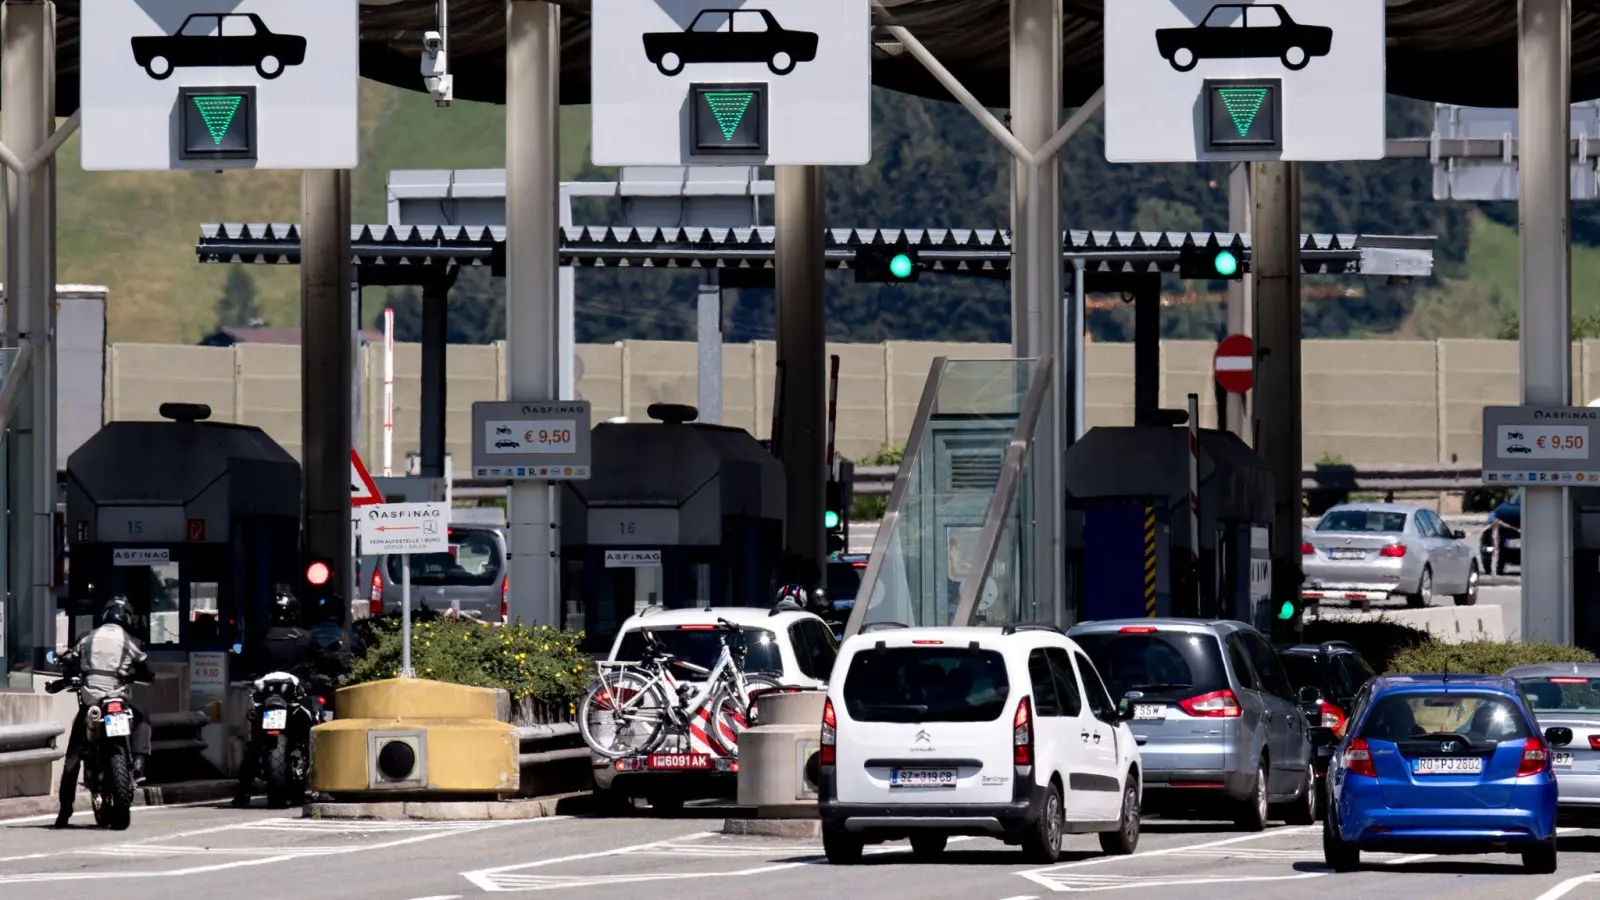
top-left (566, 421), bottom-right (784, 519)
top-left (67, 419), bottom-right (300, 517)
top-left (1063, 425), bottom-right (1273, 525)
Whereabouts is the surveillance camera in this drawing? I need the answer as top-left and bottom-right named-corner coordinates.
top-left (421, 30), bottom-right (452, 105)
top-left (423, 30), bottom-right (443, 54)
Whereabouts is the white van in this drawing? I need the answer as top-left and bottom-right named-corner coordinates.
top-left (818, 624), bottom-right (1142, 864)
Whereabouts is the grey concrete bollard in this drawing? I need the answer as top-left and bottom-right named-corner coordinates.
top-left (736, 690), bottom-right (825, 817)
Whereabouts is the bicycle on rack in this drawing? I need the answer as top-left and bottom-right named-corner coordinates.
top-left (578, 618), bottom-right (785, 759)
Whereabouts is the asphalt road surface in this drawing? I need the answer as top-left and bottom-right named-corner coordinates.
top-left (5, 802), bottom-right (1599, 900)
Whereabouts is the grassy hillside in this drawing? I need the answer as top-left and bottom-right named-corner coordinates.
top-left (27, 80), bottom-right (592, 343)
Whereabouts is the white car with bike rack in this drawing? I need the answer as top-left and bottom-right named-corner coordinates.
top-left (582, 605), bottom-right (837, 811)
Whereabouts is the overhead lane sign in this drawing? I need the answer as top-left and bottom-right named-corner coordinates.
top-left (1105, 0), bottom-right (1385, 163)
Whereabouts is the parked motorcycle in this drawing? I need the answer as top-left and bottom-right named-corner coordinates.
top-left (246, 672), bottom-right (330, 808)
top-left (44, 654), bottom-right (152, 831)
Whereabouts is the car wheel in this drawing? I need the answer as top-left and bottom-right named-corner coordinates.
top-left (1170, 47), bottom-right (1197, 71)
top-left (822, 826), bottom-right (864, 864)
top-left (145, 56), bottom-right (173, 79)
top-left (1234, 762), bottom-right (1269, 831)
top-left (767, 51), bottom-right (796, 75)
top-left (1323, 804), bottom-right (1360, 872)
top-left (1453, 564), bottom-right (1480, 606)
top-left (1281, 46), bottom-right (1310, 70)
top-left (656, 52), bottom-right (683, 76)
top-left (909, 833), bottom-right (947, 859)
top-left (1021, 781), bottom-right (1064, 863)
top-left (1523, 837), bottom-right (1558, 874)
top-left (256, 55), bottom-right (284, 79)
top-left (1407, 567), bottom-right (1433, 608)
top-left (1099, 781), bottom-right (1140, 855)
top-left (1285, 762), bottom-right (1317, 825)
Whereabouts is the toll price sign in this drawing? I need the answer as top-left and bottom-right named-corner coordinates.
top-left (1497, 426), bottom-right (1587, 459)
top-left (485, 420), bottom-right (577, 455)
top-left (1482, 406), bottom-right (1600, 485)
top-left (471, 400), bottom-right (593, 481)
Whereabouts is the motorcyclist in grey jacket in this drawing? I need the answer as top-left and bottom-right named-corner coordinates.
top-left (54, 596), bottom-right (154, 828)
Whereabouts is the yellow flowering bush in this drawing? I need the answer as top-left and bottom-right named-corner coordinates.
top-left (349, 612), bottom-right (593, 710)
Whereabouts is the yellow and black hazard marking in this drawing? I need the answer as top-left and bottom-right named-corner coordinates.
top-left (1143, 506), bottom-right (1157, 616)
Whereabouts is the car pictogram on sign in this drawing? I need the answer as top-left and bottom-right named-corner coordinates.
top-left (1155, 3), bottom-right (1332, 73)
top-left (131, 12), bottom-right (307, 81)
top-left (642, 8), bottom-right (819, 76)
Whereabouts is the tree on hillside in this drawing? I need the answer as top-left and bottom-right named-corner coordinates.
top-left (214, 264), bottom-right (264, 329)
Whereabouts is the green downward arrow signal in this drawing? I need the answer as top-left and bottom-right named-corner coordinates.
top-left (704, 91), bottom-right (755, 141)
top-left (192, 94), bottom-right (244, 145)
top-left (1217, 88), bottom-right (1269, 139)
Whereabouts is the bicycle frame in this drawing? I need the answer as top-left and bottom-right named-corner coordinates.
top-left (601, 632), bottom-right (752, 727)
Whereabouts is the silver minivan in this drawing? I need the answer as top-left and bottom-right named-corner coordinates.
top-left (1067, 618), bottom-right (1315, 830)
top-left (367, 524), bottom-right (508, 622)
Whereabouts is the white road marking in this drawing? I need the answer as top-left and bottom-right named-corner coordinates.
top-left (997, 896), bottom-right (1039, 900)
top-left (1, 796), bottom-right (247, 827)
top-left (1018, 826), bottom-right (1317, 893)
top-left (406, 896), bottom-right (463, 900)
top-left (1533, 873), bottom-right (1600, 900)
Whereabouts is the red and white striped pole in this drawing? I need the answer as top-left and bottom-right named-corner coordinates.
top-left (1187, 393), bottom-right (1201, 611)
top-left (382, 307), bottom-right (395, 477)
top-left (825, 354), bottom-right (840, 478)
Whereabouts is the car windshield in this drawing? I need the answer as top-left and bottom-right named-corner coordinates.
top-left (1316, 510), bottom-right (1408, 534)
top-left (615, 627), bottom-right (783, 676)
top-left (1359, 692), bottom-right (1532, 743)
top-left (385, 529), bottom-right (500, 586)
top-left (1518, 675), bottom-right (1600, 714)
top-left (842, 647), bottom-right (1009, 723)
top-left (1071, 629), bottom-right (1229, 700)
top-left (1280, 654), bottom-right (1321, 693)
top-left (826, 562), bottom-right (862, 604)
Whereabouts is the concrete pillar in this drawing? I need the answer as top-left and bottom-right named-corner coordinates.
top-left (1011, 0), bottom-right (1062, 622)
top-left (1133, 276), bottom-right (1160, 421)
top-left (1068, 258), bottom-right (1085, 442)
top-left (774, 166), bottom-right (826, 586)
top-left (3, 0), bottom-right (51, 678)
top-left (1518, 0), bottom-right (1574, 644)
top-left (419, 280), bottom-right (448, 478)
top-left (300, 169), bottom-right (353, 616)
top-left (1226, 162), bottom-right (1253, 442)
top-left (505, 0), bottom-right (562, 625)
top-left (696, 279), bottom-right (722, 424)
top-left (1252, 162), bottom-right (1302, 635)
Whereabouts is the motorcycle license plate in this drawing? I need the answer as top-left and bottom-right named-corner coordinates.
top-left (104, 713), bottom-right (131, 738)
top-left (1506, 539), bottom-right (1521, 549)
top-left (262, 709), bottom-right (288, 731)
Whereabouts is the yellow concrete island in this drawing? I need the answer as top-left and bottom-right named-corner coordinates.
top-left (311, 678), bottom-right (519, 798)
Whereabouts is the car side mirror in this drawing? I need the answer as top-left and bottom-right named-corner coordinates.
top-left (1545, 726), bottom-right (1574, 747)
top-left (1298, 685), bottom-right (1322, 704)
top-left (1451, 529), bottom-right (1466, 540)
top-left (44, 650), bottom-right (56, 665)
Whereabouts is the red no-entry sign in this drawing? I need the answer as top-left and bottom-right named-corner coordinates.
top-left (1214, 334), bottom-right (1254, 394)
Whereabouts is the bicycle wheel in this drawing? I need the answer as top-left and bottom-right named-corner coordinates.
top-left (708, 674), bottom-right (784, 755)
top-left (579, 670), bottom-right (669, 759)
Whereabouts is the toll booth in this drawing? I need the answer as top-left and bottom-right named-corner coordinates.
top-left (63, 403), bottom-right (301, 656)
top-left (1063, 425), bottom-right (1274, 629)
top-left (1573, 487), bottom-right (1600, 655)
top-left (559, 404), bottom-right (785, 649)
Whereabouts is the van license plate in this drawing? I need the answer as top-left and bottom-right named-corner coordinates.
top-left (1412, 757), bottom-right (1483, 775)
top-left (1133, 704), bottom-right (1165, 720)
top-left (1555, 752), bottom-right (1574, 767)
top-left (647, 753), bottom-right (711, 771)
top-left (891, 768), bottom-right (956, 788)
top-left (104, 713), bottom-right (131, 738)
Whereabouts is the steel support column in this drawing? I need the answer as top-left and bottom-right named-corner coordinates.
top-left (505, 0), bottom-right (562, 626)
top-left (419, 280), bottom-right (449, 478)
top-left (1518, 0), bottom-right (1574, 644)
top-left (301, 169), bottom-right (352, 616)
top-left (1252, 162), bottom-right (1302, 636)
top-left (1226, 162), bottom-right (1254, 442)
top-left (696, 278), bottom-right (722, 424)
top-left (1133, 276), bottom-right (1161, 421)
top-left (2, 0), bottom-right (51, 678)
top-left (774, 165), bottom-right (826, 588)
top-left (1011, 0), bottom-right (1061, 623)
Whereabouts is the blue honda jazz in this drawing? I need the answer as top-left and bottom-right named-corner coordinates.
top-left (1323, 674), bottom-right (1560, 873)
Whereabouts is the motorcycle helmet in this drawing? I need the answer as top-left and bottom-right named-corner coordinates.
top-left (100, 595), bottom-right (133, 630)
top-left (270, 589), bottom-right (302, 627)
top-left (773, 583), bottom-right (810, 611)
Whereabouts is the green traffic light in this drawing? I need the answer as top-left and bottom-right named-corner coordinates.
top-left (889, 253), bottom-right (914, 279)
top-left (824, 510), bottom-right (841, 529)
top-left (1277, 599), bottom-right (1296, 621)
top-left (1214, 250), bottom-right (1239, 277)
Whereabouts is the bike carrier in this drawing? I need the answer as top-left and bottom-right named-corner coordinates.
top-left (591, 660), bottom-right (748, 766)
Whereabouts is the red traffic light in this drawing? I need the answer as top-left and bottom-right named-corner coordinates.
top-left (306, 561), bottom-right (331, 586)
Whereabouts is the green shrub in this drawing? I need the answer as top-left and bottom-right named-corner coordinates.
top-left (348, 614), bottom-right (595, 712)
top-left (850, 442), bottom-right (905, 522)
top-left (1300, 617), bottom-right (1432, 673)
top-left (1387, 640), bottom-right (1597, 676)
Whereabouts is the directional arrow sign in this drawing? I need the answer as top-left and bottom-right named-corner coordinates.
top-left (359, 501), bottom-right (449, 555)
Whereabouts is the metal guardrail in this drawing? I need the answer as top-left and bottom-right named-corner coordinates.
top-left (513, 722), bottom-right (588, 768)
top-left (850, 463), bottom-right (1489, 496)
top-left (0, 721), bottom-right (65, 769)
top-left (149, 710), bottom-right (212, 754)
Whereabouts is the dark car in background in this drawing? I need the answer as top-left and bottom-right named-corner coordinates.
top-left (1480, 489), bottom-right (1521, 575)
top-left (822, 554), bottom-right (866, 638)
top-left (1281, 641), bottom-right (1378, 808)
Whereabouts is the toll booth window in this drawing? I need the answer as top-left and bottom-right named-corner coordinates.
top-left (147, 563), bottom-right (182, 645)
top-left (189, 582), bottom-right (221, 645)
top-left (386, 529), bottom-right (502, 586)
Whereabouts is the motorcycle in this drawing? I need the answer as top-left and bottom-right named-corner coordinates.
top-left (247, 672), bottom-right (330, 808)
top-left (44, 653), bottom-right (152, 831)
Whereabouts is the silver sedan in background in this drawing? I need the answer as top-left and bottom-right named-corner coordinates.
top-left (1507, 663), bottom-right (1600, 825)
top-left (1301, 502), bottom-right (1479, 608)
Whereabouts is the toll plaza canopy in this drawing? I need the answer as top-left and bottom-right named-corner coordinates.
top-left (33, 0), bottom-right (1600, 114)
